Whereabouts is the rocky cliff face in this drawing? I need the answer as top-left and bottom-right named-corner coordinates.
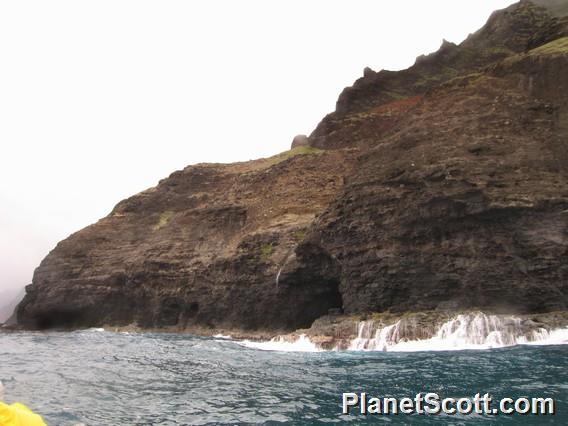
top-left (18, 149), bottom-right (355, 331)
top-left (17, 0), bottom-right (568, 332)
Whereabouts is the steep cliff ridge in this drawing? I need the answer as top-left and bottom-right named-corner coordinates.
top-left (17, 1), bottom-right (568, 332)
top-left (309, 0), bottom-right (568, 150)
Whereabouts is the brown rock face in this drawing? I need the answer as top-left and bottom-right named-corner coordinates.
top-left (17, 1), bottom-right (568, 331)
top-left (18, 149), bottom-right (355, 330)
top-left (309, 0), bottom-right (567, 150)
top-left (312, 63), bottom-right (568, 315)
top-left (531, 0), bottom-right (568, 17)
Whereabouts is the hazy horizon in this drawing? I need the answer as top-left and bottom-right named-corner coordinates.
top-left (0, 0), bottom-right (515, 293)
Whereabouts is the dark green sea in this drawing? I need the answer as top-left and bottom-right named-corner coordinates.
top-left (0, 329), bottom-right (566, 425)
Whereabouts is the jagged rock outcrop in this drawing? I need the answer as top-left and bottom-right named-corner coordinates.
top-left (17, 0), bottom-right (568, 332)
top-left (291, 134), bottom-right (309, 149)
top-left (309, 0), bottom-right (568, 150)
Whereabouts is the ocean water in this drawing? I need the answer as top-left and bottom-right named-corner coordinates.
top-left (0, 329), bottom-right (567, 425)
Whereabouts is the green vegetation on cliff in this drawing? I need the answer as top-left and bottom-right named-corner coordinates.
top-left (529, 36), bottom-right (568, 55)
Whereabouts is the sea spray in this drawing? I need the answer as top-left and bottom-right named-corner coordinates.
top-left (348, 312), bottom-right (568, 352)
top-left (239, 334), bottom-right (321, 352)
top-left (241, 312), bottom-right (568, 352)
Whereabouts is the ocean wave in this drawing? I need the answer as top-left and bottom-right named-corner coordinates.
top-left (237, 313), bottom-right (568, 353)
top-left (238, 334), bottom-right (321, 352)
top-left (213, 334), bottom-right (232, 340)
top-left (348, 313), bottom-right (568, 352)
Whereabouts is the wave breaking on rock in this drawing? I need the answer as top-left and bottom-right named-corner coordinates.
top-left (243, 312), bottom-right (568, 352)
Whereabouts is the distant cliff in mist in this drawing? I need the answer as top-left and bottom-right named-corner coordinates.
top-left (1, 288), bottom-right (24, 324)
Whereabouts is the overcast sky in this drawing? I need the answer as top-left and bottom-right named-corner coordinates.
top-left (0, 0), bottom-right (514, 294)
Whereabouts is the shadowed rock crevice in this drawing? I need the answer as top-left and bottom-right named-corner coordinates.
top-left (274, 242), bottom-right (344, 329)
top-left (32, 309), bottom-right (85, 330)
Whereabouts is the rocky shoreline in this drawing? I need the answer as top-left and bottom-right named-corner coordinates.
top-left (294, 310), bottom-right (568, 350)
top-left (7, 309), bottom-right (568, 354)
top-left (102, 309), bottom-right (568, 351)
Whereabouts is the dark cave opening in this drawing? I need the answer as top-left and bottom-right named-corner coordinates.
top-left (276, 241), bottom-right (345, 330)
top-left (159, 299), bottom-right (200, 326)
top-left (33, 309), bottom-right (84, 330)
top-left (188, 302), bottom-right (199, 316)
top-left (285, 276), bottom-right (344, 330)
top-left (160, 299), bottom-right (182, 326)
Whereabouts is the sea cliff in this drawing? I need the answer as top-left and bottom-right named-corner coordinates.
top-left (16, 0), bottom-right (568, 338)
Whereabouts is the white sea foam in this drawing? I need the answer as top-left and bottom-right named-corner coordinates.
top-left (348, 313), bottom-right (568, 352)
top-left (235, 314), bottom-right (568, 353)
top-left (239, 334), bottom-right (321, 352)
top-left (523, 327), bottom-right (568, 346)
top-left (213, 334), bottom-right (232, 340)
